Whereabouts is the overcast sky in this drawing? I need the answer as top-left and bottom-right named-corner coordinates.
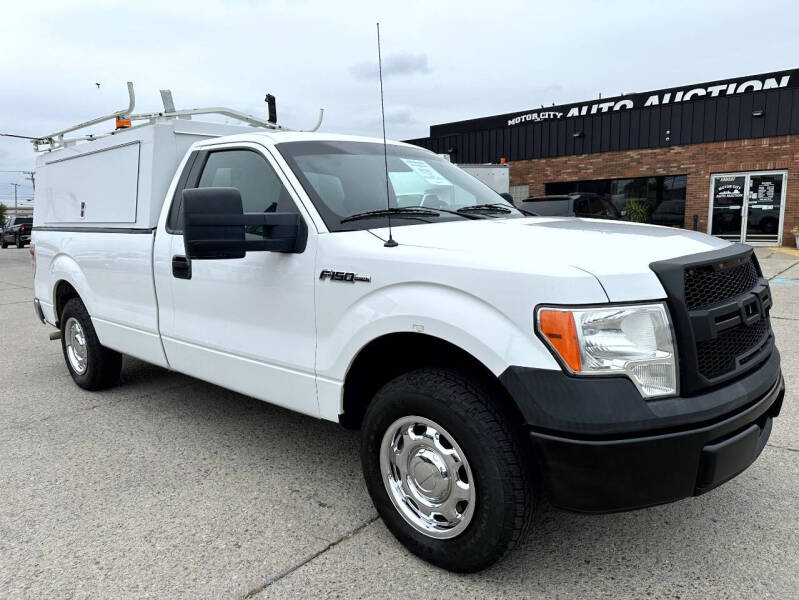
top-left (2, 0), bottom-right (797, 205)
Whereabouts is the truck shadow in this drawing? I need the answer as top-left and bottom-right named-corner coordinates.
top-left (116, 355), bottom-right (365, 498)
top-left (116, 357), bottom-right (785, 590)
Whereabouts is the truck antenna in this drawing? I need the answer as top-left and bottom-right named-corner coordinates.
top-left (377, 22), bottom-right (397, 248)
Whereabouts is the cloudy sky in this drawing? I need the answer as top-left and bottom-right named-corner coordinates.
top-left (1, 0), bottom-right (797, 205)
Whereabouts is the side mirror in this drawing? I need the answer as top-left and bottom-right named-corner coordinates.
top-left (182, 187), bottom-right (307, 260)
top-left (499, 192), bottom-right (514, 205)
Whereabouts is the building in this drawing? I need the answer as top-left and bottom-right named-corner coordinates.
top-left (2, 205), bottom-right (33, 218)
top-left (407, 68), bottom-right (799, 247)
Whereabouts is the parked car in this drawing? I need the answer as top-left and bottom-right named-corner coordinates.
top-left (650, 198), bottom-right (686, 227)
top-left (747, 206), bottom-right (781, 235)
top-left (31, 111), bottom-right (784, 573)
top-left (1, 216), bottom-right (33, 248)
top-left (521, 192), bottom-right (621, 219)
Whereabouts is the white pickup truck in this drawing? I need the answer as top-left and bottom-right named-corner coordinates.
top-left (31, 105), bottom-right (784, 572)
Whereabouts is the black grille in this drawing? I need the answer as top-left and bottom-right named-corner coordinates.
top-left (650, 245), bottom-right (773, 394)
top-left (696, 318), bottom-right (770, 379)
top-left (684, 258), bottom-right (759, 310)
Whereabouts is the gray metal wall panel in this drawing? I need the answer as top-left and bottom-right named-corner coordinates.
top-left (702, 101), bottom-right (716, 142)
top-left (638, 110), bottom-right (650, 148)
top-left (690, 102), bottom-right (703, 144)
top-left (776, 89), bottom-right (791, 135)
top-left (791, 89), bottom-right (799, 132)
top-left (408, 88), bottom-right (798, 162)
top-left (739, 95), bottom-right (754, 139)
top-left (763, 93), bottom-right (778, 136)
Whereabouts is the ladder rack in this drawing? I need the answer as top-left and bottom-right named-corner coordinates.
top-left (32, 82), bottom-right (324, 152)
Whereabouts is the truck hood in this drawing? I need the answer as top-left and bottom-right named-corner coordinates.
top-left (369, 217), bottom-right (730, 302)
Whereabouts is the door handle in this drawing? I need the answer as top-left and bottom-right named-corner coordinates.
top-left (172, 255), bottom-right (192, 280)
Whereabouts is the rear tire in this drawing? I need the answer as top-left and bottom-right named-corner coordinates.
top-left (1, 240), bottom-right (7, 248)
top-left (60, 297), bottom-right (122, 390)
top-left (361, 368), bottom-right (536, 572)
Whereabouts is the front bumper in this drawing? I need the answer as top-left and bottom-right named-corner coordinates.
top-left (500, 350), bottom-right (784, 512)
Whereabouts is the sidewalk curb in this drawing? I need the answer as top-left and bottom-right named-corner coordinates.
top-left (774, 247), bottom-right (799, 258)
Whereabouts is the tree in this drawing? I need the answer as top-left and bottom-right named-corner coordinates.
top-left (0, 203), bottom-right (7, 225)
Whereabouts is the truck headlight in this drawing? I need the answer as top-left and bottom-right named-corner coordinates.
top-left (536, 303), bottom-right (677, 398)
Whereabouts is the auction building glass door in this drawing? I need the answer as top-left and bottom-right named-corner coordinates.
top-left (710, 171), bottom-right (787, 245)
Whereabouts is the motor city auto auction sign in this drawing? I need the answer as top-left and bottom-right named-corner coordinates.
top-left (430, 69), bottom-right (799, 136)
top-left (505, 72), bottom-right (793, 126)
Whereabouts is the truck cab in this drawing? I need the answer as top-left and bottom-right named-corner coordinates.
top-left (30, 91), bottom-right (785, 573)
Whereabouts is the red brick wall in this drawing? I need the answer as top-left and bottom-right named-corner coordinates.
top-left (509, 135), bottom-right (799, 246)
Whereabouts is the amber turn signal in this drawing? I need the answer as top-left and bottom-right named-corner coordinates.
top-left (538, 309), bottom-right (582, 371)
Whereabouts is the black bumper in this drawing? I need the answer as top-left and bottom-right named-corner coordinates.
top-left (500, 350), bottom-right (784, 513)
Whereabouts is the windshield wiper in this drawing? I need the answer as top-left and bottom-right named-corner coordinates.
top-left (341, 207), bottom-right (440, 224)
top-left (424, 207), bottom-right (484, 220)
top-left (457, 203), bottom-right (513, 215)
top-left (457, 202), bottom-right (539, 217)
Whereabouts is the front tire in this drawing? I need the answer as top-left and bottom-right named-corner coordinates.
top-left (60, 297), bottom-right (122, 390)
top-left (361, 368), bottom-right (536, 572)
top-left (1, 239), bottom-right (8, 248)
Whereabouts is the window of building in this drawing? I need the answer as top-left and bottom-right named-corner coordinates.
top-left (544, 175), bottom-right (687, 227)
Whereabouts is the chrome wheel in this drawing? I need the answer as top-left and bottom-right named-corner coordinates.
top-left (65, 317), bottom-right (88, 375)
top-left (380, 416), bottom-right (475, 539)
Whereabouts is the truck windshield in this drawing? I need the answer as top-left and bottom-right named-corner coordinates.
top-left (277, 140), bottom-right (524, 232)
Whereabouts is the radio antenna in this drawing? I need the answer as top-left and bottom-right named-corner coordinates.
top-left (377, 22), bottom-right (397, 248)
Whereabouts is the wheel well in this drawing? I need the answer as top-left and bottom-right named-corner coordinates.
top-left (54, 280), bottom-right (79, 326)
top-left (340, 332), bottom-right (524, 430)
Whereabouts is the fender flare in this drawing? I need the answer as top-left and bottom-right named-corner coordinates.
top-left (49, 253), bottom-right (97, 320)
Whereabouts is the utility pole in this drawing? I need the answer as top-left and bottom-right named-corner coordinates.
top-left (10, 183), bottom-right (20, 214)
top-left (0, 170), bottom-right (35, 192)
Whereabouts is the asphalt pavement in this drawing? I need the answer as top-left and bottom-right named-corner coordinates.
top-left (1, 245), bottom-right (797, 599)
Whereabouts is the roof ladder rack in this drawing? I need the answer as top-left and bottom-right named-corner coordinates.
top-left (32, 81), bottom-right (324, 151)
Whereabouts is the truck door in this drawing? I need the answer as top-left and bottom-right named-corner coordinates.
top-left (153, 144), bottom-right (319, 417)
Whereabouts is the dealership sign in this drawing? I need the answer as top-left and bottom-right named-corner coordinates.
top-left (506, 73), bottom-right (793, 126)
top-left (430, 69), bottom-right (799, 136)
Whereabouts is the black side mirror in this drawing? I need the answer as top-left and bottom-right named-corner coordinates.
top-left (183, 187), bottom-right (307, 260)
top-left (499, 192), bottom-right (514, 205)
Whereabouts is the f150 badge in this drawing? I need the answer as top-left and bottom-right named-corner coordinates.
top-left (319, 269), bottom-right (371, 283)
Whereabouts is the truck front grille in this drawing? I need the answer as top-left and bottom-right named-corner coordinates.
top-left (696, 318), bottom-right (770, 379)
top-left (650, 244), bottom-right (774, 395)
top-left (684, 258), bottom-right (759, 310)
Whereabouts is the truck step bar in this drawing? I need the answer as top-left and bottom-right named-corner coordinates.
top-left (32, 81), bottom-right (324, 152)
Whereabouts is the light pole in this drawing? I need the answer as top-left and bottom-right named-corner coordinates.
top-left (10, 182), bottom-right (20, 214)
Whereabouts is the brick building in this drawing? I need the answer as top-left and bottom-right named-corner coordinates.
top-left (407, 69), bottom-right (799, 247)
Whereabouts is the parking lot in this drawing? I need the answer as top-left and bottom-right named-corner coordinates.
top-left (0, 245), bottom-right (797, 599)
